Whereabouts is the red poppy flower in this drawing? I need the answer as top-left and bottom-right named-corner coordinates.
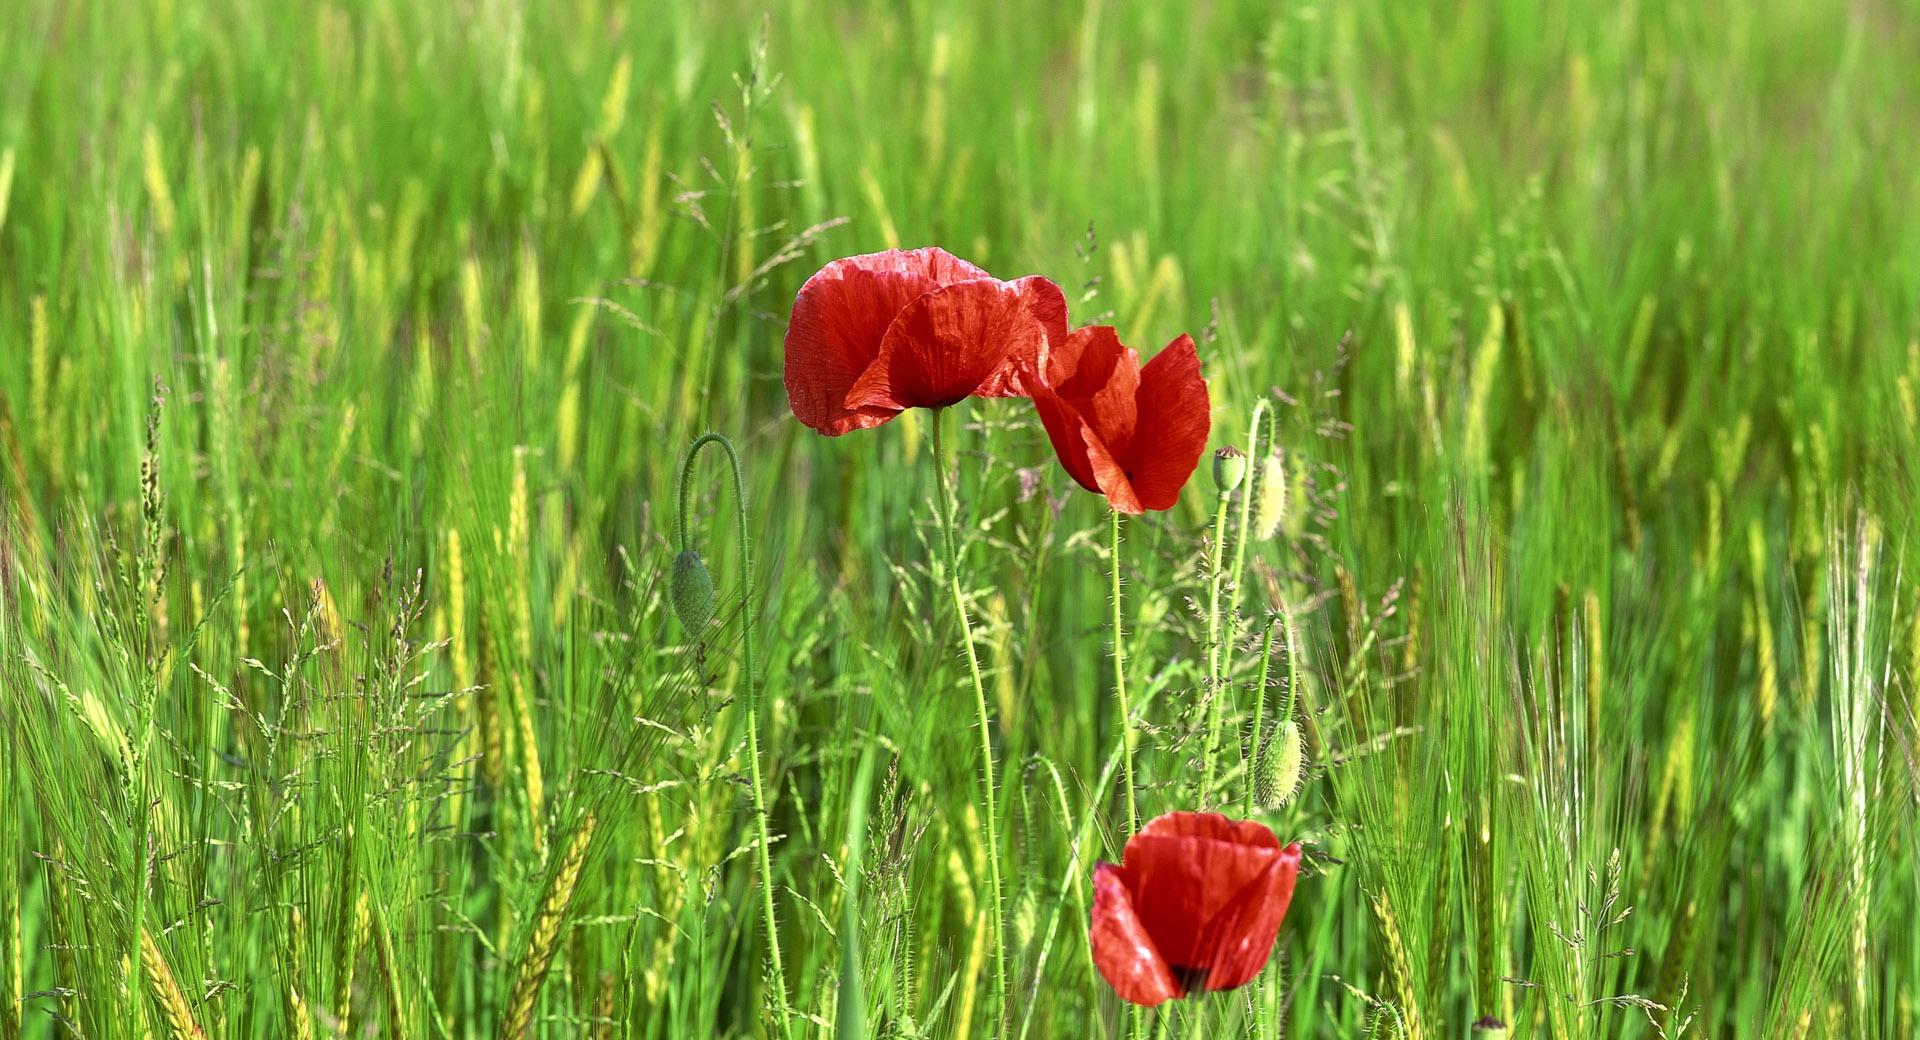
top-left (1089, 811), bottom-right (1301, 1007)
top-left (1029, 326), bottom-right (1210, 514)
top-left (783, 247), bottom-right (1070, 436)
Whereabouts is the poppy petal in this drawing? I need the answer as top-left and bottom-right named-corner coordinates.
top-left (1047, 326), bottom-right (1142, 451)
top-left (1080, 421), bottom-right (1146, 514)
top-left (1136, 810), bottom-right (1283, 849)
top-left (1030, 386), bottom-right (1105, 496)
top-left (783, 248), bottom-right (990, 435)
top-left (1122, 813), bottom-right (1285, 971)
top-left (1195, 842), bottom-right (1301, 992)
top-left (1124, 334), bottom-right (1211, 511)
top-left (977, 275), bottom-right (1071, 398)
top-left (844, 278), bottom-right (1050, 413)
top-left (1089, 863), bottom-right (1182, 1007)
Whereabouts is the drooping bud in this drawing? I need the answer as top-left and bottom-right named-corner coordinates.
top-left (1253, 452), bottom-right (1288, 540)
top-left (1212, 445), bottom-right (1247, 493)
top-left (671, 550), bottom-right (714, 634)
top-left (1254, 718), bottom-right (1304, 810)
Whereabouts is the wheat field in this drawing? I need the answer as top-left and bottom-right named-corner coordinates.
top-left (1, 1), bottom-right (1918, 1037)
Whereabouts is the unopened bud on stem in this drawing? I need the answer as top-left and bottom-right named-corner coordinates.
top-left (671, 550), bottom-right (715, 634)
top-left (1213, 445), bottom-right (1247, 493)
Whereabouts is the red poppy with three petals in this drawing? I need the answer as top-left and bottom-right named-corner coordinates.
top-left (783, 247), bottom-right (1070, 436)
top-left (1089, 811), bottom-right (1302, 1006)
top-left (1028, 326), bottom-right (1211, 513)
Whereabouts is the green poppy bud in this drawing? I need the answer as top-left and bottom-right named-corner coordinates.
top-left (671, 549), bottom-right (714, 634)
top-left (1255, 718), bottom-right (1304, 810)
top-left (1213, 445), bottom-right (1247, 493)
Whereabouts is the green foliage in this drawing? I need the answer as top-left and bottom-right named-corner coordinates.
top-left (1, 1), bottom-right (1917, 1038)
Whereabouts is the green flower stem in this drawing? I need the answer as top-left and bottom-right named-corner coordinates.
top-left (675, 432), bottom-right (792, 1040)
top-left (927, 408), bottom-right (1008, 1031)
top-left (1206, 399), bottom-right (1275, 804)
top-left (1110, 508), bottom-right (1138, 833)
top-left (1226, 400), bottom-right (1274, 624)
top-left (1242, 617), bottom-right (1278, 817)
top-left (1200, 480), bottom-right (1234, 801)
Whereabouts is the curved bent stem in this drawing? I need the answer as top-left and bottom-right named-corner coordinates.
top-left (676, 432), bottom-right (792, 1040)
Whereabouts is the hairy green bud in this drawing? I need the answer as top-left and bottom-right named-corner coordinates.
top-left (671, 550), bottom-right (715, 634)
top-left (1254, 452), bottom-right (1288, 541)
top-left (1255, 718), bottom-right (1304, 810)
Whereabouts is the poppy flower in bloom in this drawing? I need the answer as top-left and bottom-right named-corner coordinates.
top-left (783, 247), bottom-right (1070, 436)
top-left (1089, 811), bottom-right (1301, 1006)
top-left (1028, 326), bottom-right (1210, 514)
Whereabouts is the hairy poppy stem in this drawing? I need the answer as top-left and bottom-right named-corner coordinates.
top-left (1110, 509), bottom-right (1138, 833)
top-left (927, 408), bottom-right (1008, 1029)
top-left (1200, 477), bottom-right (1234, 801)
top-left (1226, 400), bottom-right (1275, 625)
top-left (1243, 616), bottom-right (1278, 817)
top-left (1205, 401), bottom-right (1275, 804)
top-left (674, 433), bottom-right (792, 1040)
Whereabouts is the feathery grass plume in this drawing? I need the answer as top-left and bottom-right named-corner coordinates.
top-left (1827, 513), bottom-right (1883, 1031)
top-left (1461, 302), bottom-right (1503, 471)
top-left (499, 812), bottom-right (597, 1040)
top-left (372, 900), bottom-right (407, 1040)
top-left (1254, 451), bottom-right (1288, 541)
top-left (28, 294), bottom-right (48, 468)
top-left (330, 828), bottom-right (361, 1028)
top-left (141, 928), bottom-right (203, 1040)
top-left (1748, 520), bottom-right (1779, 735)
top-left (508, 448), bottom-right (547, 857)
top-left (1372, 890), bottom-right (1427, 1040)
top-left (341, 891), bottom-right (372, 1039)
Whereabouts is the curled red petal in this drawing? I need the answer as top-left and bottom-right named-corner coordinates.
top-left (1030, 385), bottom-right (1104, 496)
top-left (1195, 842), bottom-right (1301, 992)
top-left (1124, 334), bottom-right (1211, 511)
top-left (1081, 422), bottom-right (1146, 515)
top-left (844, 278), bottom-right (1049, 413)
top-left (1089, 863), bottom-right (1182, 1007)
top-left (782, 248), bottom-right (990, 435)
top-left (1030, 325), bottom-right (1149, 508)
